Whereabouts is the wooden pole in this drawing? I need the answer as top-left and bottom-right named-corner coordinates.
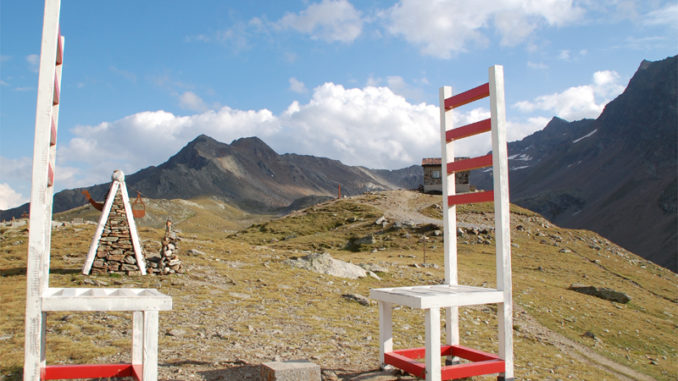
top-left (24, 1), bottom-right (62, 379)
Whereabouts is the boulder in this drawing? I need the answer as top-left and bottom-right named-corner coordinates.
top-left (285, 253), bottom-right (369, 279)
top-left (345, 234), bottom-right (375, 252)
top-left (342, 293), bottom-right (370, 306)
top-left (568, 284), bottom-right (631, 303)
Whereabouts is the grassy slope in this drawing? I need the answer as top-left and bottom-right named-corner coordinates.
top-left (1, 191), bottom-right (676, 380)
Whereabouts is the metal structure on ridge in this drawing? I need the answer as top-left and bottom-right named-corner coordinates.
top-left (370, 65), bottom-right (514, 381)
top-left (23, 1), bottom-right (171, 380)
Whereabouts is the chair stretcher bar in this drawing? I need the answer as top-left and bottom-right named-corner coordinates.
top-left (42, 364), bottom-right (140, 380)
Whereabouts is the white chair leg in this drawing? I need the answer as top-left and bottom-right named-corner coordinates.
top-left (143, 311), bottom-right (159, 380)
top-left (425, 308), bottom-right (441, 381)
top-left (378, 301), bottom-right (393, 369)
top-left (444, 306), bottom-right (459, 365)
top-left (498, 302), bottom-right (513, 380)
top-left (132, 311), bottom-right (143, 365)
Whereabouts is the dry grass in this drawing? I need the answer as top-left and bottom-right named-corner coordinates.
top-left (1, 191), bottom-right (676, 380)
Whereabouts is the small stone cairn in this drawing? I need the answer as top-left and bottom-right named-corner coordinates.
top-left (91, 191), bottom-right (142, 275)
top-left (147, 219), bottom-right (184, 275)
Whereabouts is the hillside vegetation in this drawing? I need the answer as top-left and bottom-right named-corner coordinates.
top-left (1, 190), bottom-right (676, 380)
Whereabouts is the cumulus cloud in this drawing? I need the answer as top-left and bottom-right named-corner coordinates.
top-left (0, 183), bottom-right (27, 210)
top-left (506, 116), bottom-right (552, 142)
top-left (383, 0), bottom-right (584, 58)
top-left (0, 156), bottom-right (32, 205)
top-left (276, 83), bottom-right (440, 167)
top-left (52, 80), bottom-right (516, 192)
top-left (514, 70), bottom-right (625, 121)
top-left (179, 91), bottom-right (209, 112)
top-left (364, 75), bottom-right (428, 103)
top-left (59, 106), bottom-right (280, 183)
top-left (276, 0), bottom-right (363, 43)
top-left (644, 3), bottom-right (678, 30)
top-left (289, 77), bottom-right (308, 93)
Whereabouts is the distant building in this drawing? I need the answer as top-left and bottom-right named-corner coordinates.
top-left (421, 158), bottom-right (470, 194)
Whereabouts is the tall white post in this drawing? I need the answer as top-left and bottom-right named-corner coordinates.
top-left (489, 65), bottom-right (513, 380)
top-left (24, 1), bottom-right (62, 379)
top-left (439, 86), bottom-right (459, 349)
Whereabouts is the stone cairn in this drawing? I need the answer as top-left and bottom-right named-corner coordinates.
top-left (91, 190), bottom-right (143, 275)
top-left (147, 219), bottom-right (184, 275)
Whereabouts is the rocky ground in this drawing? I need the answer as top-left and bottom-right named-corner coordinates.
top-left (1, 190), bottom-right (676, 380)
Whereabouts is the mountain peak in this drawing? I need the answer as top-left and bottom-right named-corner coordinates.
top-left (187, 134), bottom-right (219, 147)
top-left (230, 136), bottom-right (272, 151)
top-left (230, 136), bottom-right (279, 159)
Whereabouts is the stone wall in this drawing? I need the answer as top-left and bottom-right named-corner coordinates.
top-left (90, 190), bottom-right (143, 275)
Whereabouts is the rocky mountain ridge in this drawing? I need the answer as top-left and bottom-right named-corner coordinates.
top-left (472, 55), bottom-right (678, 271)
top-left (0, 135), bottom-right (422, 219)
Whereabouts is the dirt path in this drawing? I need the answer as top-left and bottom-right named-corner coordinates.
top-left (359, 190), bottom-right (441, 226)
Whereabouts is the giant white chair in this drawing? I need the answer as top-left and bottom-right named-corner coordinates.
top-left (370, 65), bottom-right (514, 381)
top-left (23, 1), bottom-right (171, 380)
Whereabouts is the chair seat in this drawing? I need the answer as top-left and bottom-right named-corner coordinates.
top-left (42, 287), bottom-right (172, 311)
top-left (370, 284), bottom-right (504, 309)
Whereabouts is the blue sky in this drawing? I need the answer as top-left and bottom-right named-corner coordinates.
top-left (1, 0), bottom-right (676, 210)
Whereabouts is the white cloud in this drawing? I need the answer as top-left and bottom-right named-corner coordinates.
top-left (0, 183), bottom-right (27, 210)
top-left (592, 70), bottom-right (624, 99)
top-left (52, 80), bottom-right (513, 195)
top-left (24, 73), bottom-right (579, 197)
top-left (277, 82), bottom-right (440, 167)
top-left (514, 70), bottom-right (625, 121)
top-left (26, 54), bottom-right (39, 72)
top-left (179, 91), bottom-right (209, 112)
top-left (383, 0), bottom-right (585, 58)
top-left (644, 3), bottom-right (678, 30)
top-left (558, 49), bottom-right (587, 61)
top-left (0, 156), bottom-right (32, 188)
top-left (276, 0), bottom-right (363, 43)
top-left (289, 77), bottom-right (308, 93)
top-left (527, 61), bottom-right (548, 70)
top-left (364, 75), bottom-right (428, 103)
top-left (59, 107), bottom-right (281, 186)
top-left (558, 50), bottom-right (572, 60)
top-left (217, 22), bottom-right (252, 52)
top-left (506, 116), bottom-right (552, 142)
top-left (0, 156), bottom-right (32, 209)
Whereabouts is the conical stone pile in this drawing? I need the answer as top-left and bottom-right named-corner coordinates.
top-left (147, 219), bottom-right (184, 275)
top-left (90, 190), bottom-right (142, 275)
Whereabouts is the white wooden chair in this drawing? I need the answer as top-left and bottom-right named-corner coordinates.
top-left (23, 1), bottom-right (171, 380)
top-left (370, 65), bottom-right (514, 381)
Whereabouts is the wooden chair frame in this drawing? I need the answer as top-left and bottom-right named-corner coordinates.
top-left (23, 2), bottom-right (171, 380)
top-left (370, 65), bottom-right (514, 381)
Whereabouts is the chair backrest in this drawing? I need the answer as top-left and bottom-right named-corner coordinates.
top-left (24, 1), bottom-right (64, 379)
top-left (439, 65), bottom-right (511, 293)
